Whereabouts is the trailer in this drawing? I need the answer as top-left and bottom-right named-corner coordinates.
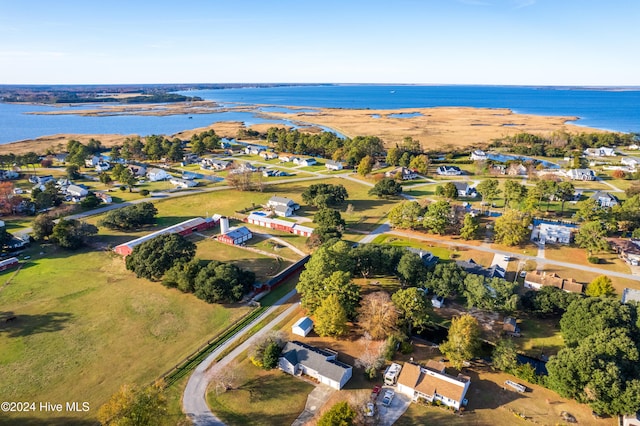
top-left (384, 363), bottom-right (402, 386)
top-left (505, 380), bottom-right (527, 392)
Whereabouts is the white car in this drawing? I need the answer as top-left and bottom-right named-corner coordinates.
top-left (364, 402), bottom-right (375, 417)
top-left (382, 390), bottom-right (394, 406)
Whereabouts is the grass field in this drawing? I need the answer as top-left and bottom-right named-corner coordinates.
top-left (0, 247), bottom-right (251, 423)
top-left (206, 357), bottom-right (313, 426)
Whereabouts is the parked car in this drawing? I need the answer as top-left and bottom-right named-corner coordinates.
top-left (364, 402), bottom-right (375, 417)
top-left (371, 385), bottom-right (381, 400)
top-left (382, 390), bottom-right (394, 406)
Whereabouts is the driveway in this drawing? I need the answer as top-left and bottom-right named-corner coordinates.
top-left (291, 384), bottom-right (335, 426)
top-left (376, 387), bottom-right (411, 426)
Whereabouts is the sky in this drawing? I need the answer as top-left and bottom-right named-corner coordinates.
top-left (1, 0), bottom-right (639, 86)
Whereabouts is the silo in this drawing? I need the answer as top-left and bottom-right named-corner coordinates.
top-left (220, 216), bottom-right (230, 234)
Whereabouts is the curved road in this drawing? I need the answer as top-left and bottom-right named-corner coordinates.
top-left (183, 289), bottom-right (300, 425)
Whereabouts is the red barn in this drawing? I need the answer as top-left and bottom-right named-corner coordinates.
top-left (0, 257), bottom-right (19, 272)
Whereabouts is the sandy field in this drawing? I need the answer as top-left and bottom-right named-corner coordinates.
top-left (0, 104), bottom-right (605, 155)
top-left (26, 100), bottom-right (220, 116)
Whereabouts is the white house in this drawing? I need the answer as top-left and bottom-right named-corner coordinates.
top-left (279, 341), bottom-right (352, 390)
top-left (170, 177), bottom-right (198, 189)
top-left (267, 196), bottom-right (299, 217)
top-left (621, 157), bottom-right (639, 169)
top-left (244, 145), bottom-right (264, 155)
top-left (453, 182), bottom-right (476, 198)
top-left (259, 151), bottom-right (278, 160)
top-left (507, 163), bottom-right (528, 176)
top-left (535, 223), bottom-right (573, 245)
top-left (292, 317), bottom-right (314, 337)
top-left (567, 169), bottom-right (596, 181)
top-left (470, 150), bottom-right (487, 161)
top-left (385, 167), bottom-right (418, 180)
top-left (325, 160), bottom-right (344, 171)
top-left (95, 192), bottom-right (113, 203)
top-left (278, 154), bottom-right (294, 162)
top-left (84, 155), bottom-right (101, 167)
top-left (436, 166), bottom-right (462, 176)
top-left (294, 157), bottom-right (317, 167)
top-left (396, 362), bottom-right (471, 410)
top-left (147, 168), bottom-right (171, 182)
top-left (95, 161), bottom-right (111, 172)
top-left (128, 164), bottom-right (147, 177)
top-left (590, 191), bottom-right (619, 208)
top-left (66, 184), bottom-right (88, 198)
top-left (584, 147), bottom-right (616, 157)
top-left (628, 144), bottom-right (640, 150)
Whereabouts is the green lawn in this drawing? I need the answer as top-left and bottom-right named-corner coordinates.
top-left (0, 247), bottom-right (250, 423)
top-left (516, 317), bottom-right (564, 357)
top-left (206, 358), bottom-right (313, 426)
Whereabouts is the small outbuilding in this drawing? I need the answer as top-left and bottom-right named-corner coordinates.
top-left (292, 316), bottom-right (314, 337)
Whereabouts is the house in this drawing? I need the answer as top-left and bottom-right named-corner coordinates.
top-left (292, 317), bottom-right (314, 337)
top-left (325, 160), bottom-right (344, 171)
top-left (95, 161), bottom-right (111, 172)
top-left (621, 288), bottom-right (640, 305)
top-left (524, 270), bottom-right (583, 293)
top-left (147, 168), bottom-right (171, 182)
top-left (218, 226), bottom-right (253, 245)
top-left (621, 157), bottom-right (639, 168)
top-left (470, 150), bottom-right (487, 161)
top-left (294, 157), bottom-right (317, 167)
top-left (201, 158), bottom-right (231, 170)
top-left (590, 191), bottom-right (619, 208)
top-left (503, 317), bottom-right (520, 336)
top-left (453, 182), bottom-right (476, 198)
top-left (29, 175), bottom-right (54, 185)
top-left (114, 217), bottom-right (218, 256)
top-left (567, 168), bottom-right (596, 181)
top-left (396, 362), bottom-right (471, 410)
top-left (278, 341), bottom-right (353, 390)
top-left (169, 177), bottom-right (198, 189)
top-left (404, 247), bottom-right (439, 269)
top-left (267, 196), bottom-right (300, 217)
top-left (0, 169), bottom-right (19, 180)
top-left (84, 155), bottom-right (101, 167)
top-left (456, 259), bottom-right (506, 279)
top-left (507, 163), bottom-right (528, 176)
top-left (128, 164), bottom-right (147, 177)
top-left (95, 192), bottom-right (112, 204)
top-left (536, 223), bottom-right (573, 245)
top-left (490, 164), bottom-right (507, 175)
top-left (385, 167), bottom-right (418, 180)
top-left (259, 151), bottom-right (278, 160)
top-left (244, 145), bottom-right (265, 155)
top-left (609, 238), bottom-right (640, 266)
top-left (436, 166), bottom-right (462, 176)
top-left (66, 184), bottom-right (88, 198)
top-left (0, 257), bottom-right (19, 272)
top-left (262, 169), bottom-right (290, 177)
top-left (584, 147), bottom-right (616, 157)
top-left (629, 144), bottom-right (640, 150)
top-left (622, 412), bottom-right (640, 426)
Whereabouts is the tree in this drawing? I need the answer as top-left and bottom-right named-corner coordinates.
top-left (99, 202), bottom-right (157, 230)
top-left (315, 294), bottom-right (349, 337)
top-left (98, 172), bottom-right (112, 185)
top-left (575, 221), bottom-right (610, 255)
top-left (357, 155), bottom-right (374, 176)
top-left (262, 341), bottom-right (282, 369)
top-left (559, 297), bottom-right (635, 347)
top-left (368, 178), bottom-right (402, 198)
top-left (388, 201), bottom-right (422, 229)
top-left (248, 331), bottom-right (286, 368)
top-left (80, 192), bottom-right (102, 209)
top-left (422, 200), bottom-right (452, 235)
top-left (313, 208), bottom-right (346, 242)
top-left (66, 164), bottom-right (81, 179)
top-left (396, 252), bottom-right (428, 287)
top-left (424, 262), bottom-right (467, 298)
top-left (459, 213), bottom-right (480, 240)
top-left (439, 314), bottom-right (481, 370)
top-left (120, 167), bottom-right (137, 192)
top-left (354, 338), bottom-right (386, 379)
top-left (476, 179), bottom-right (501, 208)
top-left (493, 209), bottom-right (531, 246)
top-left (392, 287), bottom-right (430, 335)
top-left (51, 219), bottom-right (98, 250)
top-left (492, 339), bottom-right (518, 373)
top-left (302, 183), bottom-right (349, 208)
top-left (98, 382), bottom-right (167, 426)
top-left (357, 291), bottom-right (398, 340)
top-left (318, 401), bottom-right (357, 426)
top-left (441, 182), bottom-right (458, 200)
top-left (409, 154), bottom-right (429, 175)
top-left (162, 258), bottom-right (202, 293)
top-left (386, 147), bottom-right (401, 166)
top-left (503, 180), bottom-right (527, 209)
top-left (573, 198), bottom-right (602, 222)
top-left (111, 163), bottom-right (126, 182)
top-left (520, 286), bottom-right (580, 317)
top-left (463, 274), bottom-right (518, 312)
top-left (193, 261), bottom-right (255, 303)
top-left (31, 213), bottom-right (55, 241)
top-left (125, 233), bottom-right (196, 281)
top-left (586, 275), bottom-right (616, 297)
top-left (555, 181), bottom-right (575, 215)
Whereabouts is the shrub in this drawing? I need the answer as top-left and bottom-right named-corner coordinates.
top-left (587, 256), bottom-right (600, 264)
top-left (399, 340), bottom-right (413, 354)
top-left (140, 189), bottom-right (150, 196)
top-left (120, 185), bottom-right (127, 192)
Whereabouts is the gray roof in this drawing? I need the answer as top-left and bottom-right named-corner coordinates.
top-left (622, 288), bottom-right (640, 304)
top-left (590, 191), bottom-right (618, 202)
top-left (456, 259), bottom-right (505, 279)
top-left (280, 341), bottom-right (351, 383)
top-left (453, 182), bottom-right (468, 191)
top-left (269, 196), bottom-right (296, 206)
top-left (223, 226), bottom-right (252, 240)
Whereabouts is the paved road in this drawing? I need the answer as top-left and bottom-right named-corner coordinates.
top-left (183, 289), bottom-right (300, 426)
top-left (388, 229), bottom-right (640, 282)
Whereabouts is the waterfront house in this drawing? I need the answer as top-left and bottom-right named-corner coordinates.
top-left (470, 150), bottom-right (487, 161)
top-left (584, 147), bottom-right (616, 157)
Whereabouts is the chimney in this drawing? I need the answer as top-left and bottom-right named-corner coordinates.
top-left (220, 216), bottom-right (229, 235)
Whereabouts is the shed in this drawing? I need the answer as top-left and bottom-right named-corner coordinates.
top-left (292, 316), bottom-right (314, 337)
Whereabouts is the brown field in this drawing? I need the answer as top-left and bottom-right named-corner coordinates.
top-left (0, 105), bottom-right (606, 155)
top-left (261, 106), bottom-right (604, 150)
